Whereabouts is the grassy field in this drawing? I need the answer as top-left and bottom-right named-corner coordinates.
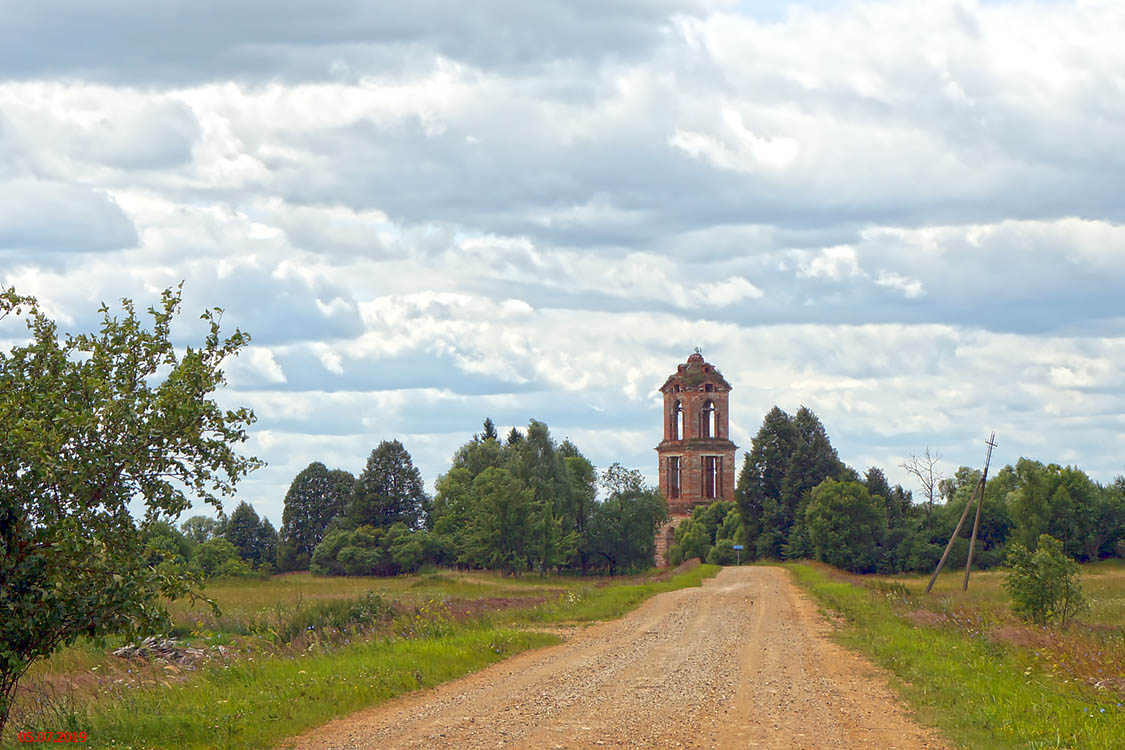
top-left (3, 564), bottom-right (719, 750)
top-left (787, 559), bottom-right (1125, 750)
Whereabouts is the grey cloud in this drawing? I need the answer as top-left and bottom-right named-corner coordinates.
top-left (0, 179), bottom-right (137, 252)
top-left (75, 99), bottom-right (200, 170)
top-left (0, 0), bottom-right (720, 84)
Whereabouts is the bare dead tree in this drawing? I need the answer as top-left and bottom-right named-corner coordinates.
top-left (901, 447), bottom-right (944, 529)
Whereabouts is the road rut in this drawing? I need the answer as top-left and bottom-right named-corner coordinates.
top-left (282, 566), bottom-right (947, 749)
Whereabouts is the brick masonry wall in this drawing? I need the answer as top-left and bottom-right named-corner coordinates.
top-left (654, 353), bottom-right (738, 565)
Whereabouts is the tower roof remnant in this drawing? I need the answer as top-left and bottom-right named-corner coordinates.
top-left (659, 351), bottom-right (731, 392)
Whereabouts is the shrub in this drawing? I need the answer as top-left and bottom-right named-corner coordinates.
top-left (193, 538), bottom-right (254, 578)
top-left (1004, 534), bottom-right (1087, 626)
top-left (706, 539), bottom-right (738, 565)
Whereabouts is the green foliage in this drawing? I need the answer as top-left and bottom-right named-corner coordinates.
top-left (277, 462), bottom-right (354, 571)
top-left (479, 417), bottom-right (498, 442)
top-left (1007, 459), bottom-right (1106, 561)
top-left (736, 406), bottom-right (847, 559)
top-left (802, 479), bottom-right (886, 573)
top-left (461, 467), bottom-right (534, 575)
top-left (706, 539), bottom-right (738, 565)
top-left (193, 538), bottom-right (254, 579)
top-left (180, 515), bottom-right (223, 545)
top-left (1005, 534), bottom-right (1087, 626)
top-left (585, 464), bottom-right (667, 574)
top-left (310, 524), bottom-right (430, 577)
top-left (223, 501), bottom-right (276, 568)
top-left (428, 419), bottom-right (627, 576)
top-left (350, 440), bottom-right (429, 530)
top-left (0, 286), bottom-right (259, 737)
top-left (665, 501), bottom-right (739, 566)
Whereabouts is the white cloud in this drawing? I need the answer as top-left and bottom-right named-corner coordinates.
top-left (875, 271), bottom-right (925, 299)
top-left (5, 0), bottom-right (1125, 523)
top-left (796, 246), bottom-right (861, 280)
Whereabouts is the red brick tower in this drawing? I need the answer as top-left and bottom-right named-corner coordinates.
top-left (654, 350), bottom-right (737, 565)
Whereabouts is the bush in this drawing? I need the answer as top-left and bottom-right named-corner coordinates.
top-left (193, 538), bottom-right (254, 579)
top-left (706, 539), bottom-right (738, 565)
top-left (1004, 534), bottom-right (1087, 626)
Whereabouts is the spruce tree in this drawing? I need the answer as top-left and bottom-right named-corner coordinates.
top-left (225, 501), bottom-right (264, 563)
top-left (736, 406), bottom-right (797, 557)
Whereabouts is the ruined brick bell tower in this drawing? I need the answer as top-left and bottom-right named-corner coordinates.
top-left (654, 350), bottom-right (737, 565)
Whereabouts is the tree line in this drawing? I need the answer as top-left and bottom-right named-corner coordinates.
top-left (667, 405), bottom-right (1125, 573)
top-left (165, 418), bottom-right (670, 578)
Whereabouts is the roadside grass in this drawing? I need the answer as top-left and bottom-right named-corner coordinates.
top-left (3, 564), bottom-right (719, 750)
top-left (787, 562), bottom-right (1125, 750)
top-left (10, 626), bottom-right (553, 750)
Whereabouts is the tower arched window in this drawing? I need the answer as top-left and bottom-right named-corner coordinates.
top-left (672, 400), bottom-right (684, 440)
top-left (702, 400), bottom-right (716, 438)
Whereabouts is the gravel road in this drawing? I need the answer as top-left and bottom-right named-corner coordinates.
top-left (281, 566), bottom-right (947, 749)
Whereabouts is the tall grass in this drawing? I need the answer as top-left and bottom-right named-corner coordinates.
top-left (787, 563), bottom-right (1124, 750)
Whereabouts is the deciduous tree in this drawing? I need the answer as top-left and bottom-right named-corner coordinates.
top-left (0, 286), bottom-right (259, 737)
top-left (350, 440), bottom-right (428, 530)
top-left (277, 462), bottom-right (354, 571)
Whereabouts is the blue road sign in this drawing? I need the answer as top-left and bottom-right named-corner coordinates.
top-left (732, 544), bottom-right (744, 550)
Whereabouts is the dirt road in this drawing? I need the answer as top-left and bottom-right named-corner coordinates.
top-left (282, 566), bottom-right (947, 749)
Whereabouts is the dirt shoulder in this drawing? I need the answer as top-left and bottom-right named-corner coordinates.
top-left (280, 566), bottom-right (948, 749)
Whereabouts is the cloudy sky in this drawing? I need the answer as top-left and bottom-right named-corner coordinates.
top-left (2, 0), bottom-right (1124, 525)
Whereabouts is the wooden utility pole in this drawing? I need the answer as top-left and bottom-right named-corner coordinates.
top-left (925, 434), bottom-right (997, 595)
top-left (962, 433), bottom-right (997, 591)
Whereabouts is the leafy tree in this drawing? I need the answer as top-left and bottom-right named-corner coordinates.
top-left (1005, 534), bottom-right (1086, 626)
top-left (561, 443), bottom-right (597, 572)
top-left (586, 464), bottom-right (667, 574)
top-left (461, 467), bottom-right (534, 575)
top-left (671, 519), bottom-right (712, 564)
top-left (310, 529), bottom-right (351, 576)
top-left (863, 466), bottom-right (892, 504)
top-left (277, 462), bottom-right (354, 571)
top-left (508, 420), bottom-right (577, 574)
top-left (1007, 459), bottom-right (1101, 561)
top-left (0, 286), bottom-right (259, 736)
top-left (449, 432), bottom-right (505, 477)
top-left (429, 467), bottom-right (477, 562)
top-left (802, 479), bottom-right (886, 573)
top-left (706, 539), bottom-right (739, 565)
top-left (1097, 478), bottom-right (1125, 559)
top-left (181, 515), bottom-right (223, 545)
top-left (143, 521), bottom-right (193, 568)
top-left (350, 440), bottom-right (428, 530)
top-left (192, 538), bottom-right (253, 578)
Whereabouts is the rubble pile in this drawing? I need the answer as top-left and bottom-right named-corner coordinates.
top-left (111, 637), bottom-right (225, 666)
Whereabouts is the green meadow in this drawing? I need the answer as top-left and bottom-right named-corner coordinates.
top-left (788, 559), bottom-right (1125, 750)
